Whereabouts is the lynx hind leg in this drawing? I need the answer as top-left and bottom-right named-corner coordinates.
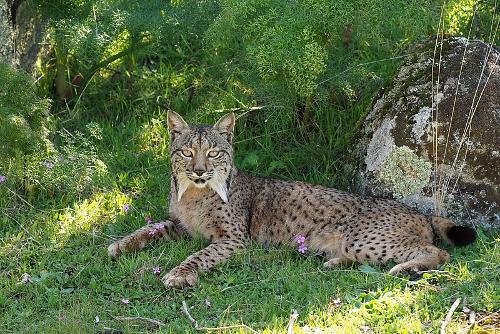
top-left (323, 256), bottom-right (352, 268)
top-left (108, 219), bottom-right (182, 257)
top-left (389, 245), bottom-right (450, 275)
top-left (319, 236), bottom-right (353, 268)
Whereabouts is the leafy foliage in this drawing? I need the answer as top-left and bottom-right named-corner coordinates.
top-left (444, 0), bottom-right (499, 40)
top-left (0, 62), bottom-right (52, 168)
top-left (31, 0), bottom-right (219, 101)
top-left (23, 125), bottom-right (108, 197)
top-left (204, 0), bottom-right (435, 110)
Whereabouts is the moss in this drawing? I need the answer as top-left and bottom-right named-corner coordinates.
top-left (378, 146), bottom-right (432, 198)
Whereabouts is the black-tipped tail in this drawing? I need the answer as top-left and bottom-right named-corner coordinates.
top-left (430, 216), bottom-right (477, 247)
top-left (447, 225), bottom-right (477, 247)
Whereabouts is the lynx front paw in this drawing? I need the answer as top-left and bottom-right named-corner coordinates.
top-left (107, 241), bottom-right (122, 258)
top-left (162, 267), bottom-right (198, 289)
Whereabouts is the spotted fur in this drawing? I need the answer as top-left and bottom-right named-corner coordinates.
top-left (108, 111), bottom-right (476, 288)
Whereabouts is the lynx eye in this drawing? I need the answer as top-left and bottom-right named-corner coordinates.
top-left (207, 150), bottom-right (220, 158)
top-left (180, 149), bottom-right (193, 158)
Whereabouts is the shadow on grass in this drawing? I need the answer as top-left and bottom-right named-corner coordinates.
top-left (0, 186), bottom-right (498, 333)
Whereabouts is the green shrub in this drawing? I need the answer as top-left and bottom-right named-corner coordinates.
top-left (202, 0), bottom-right (437, 122)
top-left (0, 62), bottom-right (52, 170)
top-left (444, 0), bottom-right (498, 40)
top-left (0, 62), bottom-right (107, 199)
top-left (31, 0), bottom-right (220, 104)
top-left (22, 124), bottom-right (108, 198)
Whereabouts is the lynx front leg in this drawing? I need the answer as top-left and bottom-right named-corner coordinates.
top-left (108, 219), bottom-right (185, 257)
top-left (162, 238), bottom-right (247, 289)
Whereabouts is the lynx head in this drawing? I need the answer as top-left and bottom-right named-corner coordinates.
top-left (167, 111), bottom-right (235, 202)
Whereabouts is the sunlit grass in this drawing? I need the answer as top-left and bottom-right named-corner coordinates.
top-left (1, 1), bottom-right (499, 332)
top-left (1, 97), bottom-right (499, 334)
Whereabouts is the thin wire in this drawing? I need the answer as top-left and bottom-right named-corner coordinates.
top-left (441, 14), bottom-right (499, 198)
top-left (317, 54), bottom-right (413, 86)
top-left (431, 0), bottom-right (446, 215)
top-left (440, 11), bottom-right (498, 195)
top-left (449, 49), bottom-right (499, 196)
top-left (434, 8), bottom-right (446, 216)
top-left (436, 2), bottom-right (479, 208)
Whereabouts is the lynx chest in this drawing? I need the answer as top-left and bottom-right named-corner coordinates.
top-left (169, 187), bottom-right (218, 239)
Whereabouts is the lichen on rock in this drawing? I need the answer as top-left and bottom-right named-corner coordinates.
top-left (365, 117), bottom-right (396, 172)
top-left (378, 146), bottom-right (432, 198)
top-left (410, 107), bottom-right (432, 144)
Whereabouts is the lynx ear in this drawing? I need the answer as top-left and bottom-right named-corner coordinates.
top-left (214, 113), bottom-right (235, 143)
top-left (167, 110), bottom-right (189, 140)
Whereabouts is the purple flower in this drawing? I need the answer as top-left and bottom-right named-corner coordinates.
top-left (0, 175), bottom-right (5, 183)
top-left (20, 273), bottom-right (31, 284)
top-left (295, 234), bottom-right (305, 244)
top-left (152, 267), bottom-right (161, 275)
top-left (148, 223), bottom-right (165, 237)
top-left (122, 204), bottom-right (129, 213)
top-left (145, 216), bottom-right (153, 224)
top-left (294, 234), bottom-right (307, 253)
top-left (154, 223), bottom-right (165, 231)
top-left (331, 297), bottom-right (342, 306)
top-left (42, 161), bottom-right (54, 169)
top-left (121, 298), bottom-right (130, 305)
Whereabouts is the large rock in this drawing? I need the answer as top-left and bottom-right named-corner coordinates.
top-left (350, 37), bottom-right (499, 228)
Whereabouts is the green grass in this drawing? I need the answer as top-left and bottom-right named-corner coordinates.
top-left (1, 1), bottom-right (499, 332)
top-left (1, 112), bottom-right (498, 333)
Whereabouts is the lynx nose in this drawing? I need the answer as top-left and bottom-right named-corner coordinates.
top-left (194, 169), bottom-right (205, 177)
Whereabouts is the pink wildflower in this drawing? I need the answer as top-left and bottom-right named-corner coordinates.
top-left (0, 175), bottom-right (5, 183)
top-left (148, 223), bottom-right (165, 237)
top-left (121, 298), bottom-right (130, 305)
top-left (152, 266), bottom-right (161, 275)
top-left (295, 234), bottom-right (305, 244)
top-left (205, 298), bottom-right (211, 308)
top-left (294, 234), bottom-right (307, 253)
top-left (20, 273), bottom-right (31, 284)
top-left (42, 161), bottom-right (54, 169)
top-left (145, 216), bottom-right (153, 224)
top-left (154, 223), bottom-right (165, 231)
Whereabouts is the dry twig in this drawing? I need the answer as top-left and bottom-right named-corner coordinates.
top-left (114, 316), bottom-right (164, 328)
top-left (440, 298), bottom-right (461, 334)
top-left (181, 300), bottom-right (259, 333)
top-left (286, 309), bottom-right (299, 334)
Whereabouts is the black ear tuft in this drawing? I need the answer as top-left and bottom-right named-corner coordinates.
top-left (447, 226), bottom-right (477, 246)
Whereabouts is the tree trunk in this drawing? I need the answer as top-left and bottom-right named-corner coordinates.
top-left (0, 0), bottom-right (46, 72)
top-left (0, 0), bottom-right (15, 65)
